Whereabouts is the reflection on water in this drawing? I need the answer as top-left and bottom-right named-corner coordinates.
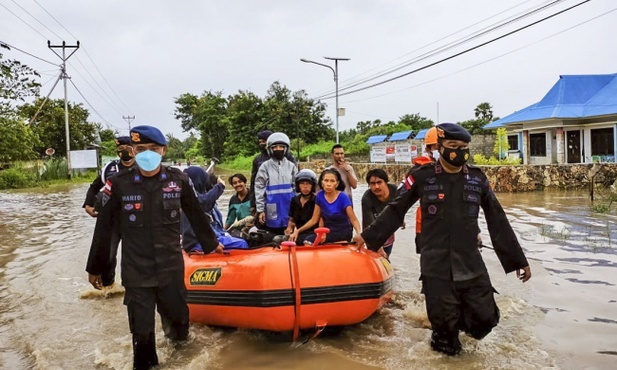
top-left (0, 183), bottom-right (615, 369)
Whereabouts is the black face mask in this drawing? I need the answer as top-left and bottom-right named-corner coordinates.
top-left (117, 149), bottom-right (133, 162)
top-left (440, 147), bottom-right (469, 167)
top-left (271, 150), bottom-right (284, 161)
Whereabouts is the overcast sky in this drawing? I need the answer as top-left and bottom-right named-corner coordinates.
top-left (2, 0), bottom-right (615, 140)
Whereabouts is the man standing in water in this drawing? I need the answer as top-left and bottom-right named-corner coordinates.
top-left (354, 123), bottom-right (531, 356)
top-left (328, 144), bottom-right (357, 203)
top-left (82, 135), bottom-right (135, 290)
top-left (86, 125), bottom-right (223, 370)
top-left (361, 168), bottom-right (399, 257)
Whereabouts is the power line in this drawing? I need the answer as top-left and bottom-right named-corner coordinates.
top-left (81, 49), bottom-right (133, 114)
top-left (32, 0), bottom-right (134, 114)
top-left (320, 0), bottom-right (592, 100)
top-left (0, 40), bottom-right (58, 65)
top-left (69, 79), bottom-right (120, 130)
top-left (341, 6), bottom-right (617, 107)
top-left (0, 1), bottom-right (48, 39)
top-left (32, 0), bottom-right (79, 40)
top-left (317, 0), bottom-right (569, 100)
top-left (9, 0), bottom-right (64, 40)
top-left (315, 0), bottom-right (551, 97)
top-left (70, 58), bottom-right (126, 115)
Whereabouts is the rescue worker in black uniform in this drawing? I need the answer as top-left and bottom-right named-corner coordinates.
top-left (354, 123), bottom-right (531, 356)
top-left (86, 125), bottom-right (224, 370)
top-left (83, 135), bottom-right (136, 288)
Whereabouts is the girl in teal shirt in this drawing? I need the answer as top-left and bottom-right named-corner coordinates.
top-left (225, 173), bottom-right (252, 230)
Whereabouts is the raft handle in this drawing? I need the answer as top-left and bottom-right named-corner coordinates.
top-left (302, 320), bottom-right (328, 344)
top-left (312, 227), bottom-right (330, 247)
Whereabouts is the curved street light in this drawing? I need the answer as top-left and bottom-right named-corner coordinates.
top-left (300, 56), bottom-right (350, 143)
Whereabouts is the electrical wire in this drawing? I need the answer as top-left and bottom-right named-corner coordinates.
top-left (319, 0), bottom-right (592, 100)
top-left (0, 0), bottom-right (135, 123)
top-left (70, 58), bottom-right (126, 115)
top-left (9, 0), bottom-right (64, 40)
top-left (69, 79), bottom-right (121, 130)
top-left (32, 0), bottom-right (131, 114)
top-left (0, 1), bottom-right (48, 39)
top-left (81, 49), bottom-right (133, 114)
top-left (32, 0), bottom-right (79, 40)
top-left (0, 40), bottom-right (58, 66)
top-left (341, 6), bottom-right (617, 106)
top-left (313, 0), bottom-right (559, 98)
top-left (325, 0), bottom-right (568, 98)
top-left (68, 62), bottom-right (125, 116)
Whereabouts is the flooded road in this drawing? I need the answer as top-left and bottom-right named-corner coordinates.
top-left (0, 180), bottom-right (615, 369)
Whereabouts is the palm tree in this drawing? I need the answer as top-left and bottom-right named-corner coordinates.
top-left (474, 102), bottom-right (494, 122)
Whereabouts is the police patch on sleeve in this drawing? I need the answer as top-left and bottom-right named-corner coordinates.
top-left (403, 174), bottom-right (415, 190)
top-left (103, 180), bottom-right (112, 195)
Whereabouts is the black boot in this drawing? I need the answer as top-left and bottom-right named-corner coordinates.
top-left (133, 332), bottom-right (158, 370)
top-left (430, 331), bottom-right (462, 356)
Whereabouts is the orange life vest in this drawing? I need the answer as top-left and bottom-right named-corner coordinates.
top-left (411, 155), bottom-right (433, 234)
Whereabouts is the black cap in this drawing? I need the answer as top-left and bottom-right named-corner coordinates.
top-left (257, 130), bottom-right (273, 140)
top-left (113, 136), bottom-right (131, 146)
top-left (436, 123), bottom-right (471, 142)
top-left (130, 125), bottom-right (167, 146)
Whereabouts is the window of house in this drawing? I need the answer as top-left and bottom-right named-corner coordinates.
top-left (529, 133), bottom-right (547, 156)
top-left (507, 135), bottom-right (519, 151)
top-left (590, 127), bottom-right (615, 156)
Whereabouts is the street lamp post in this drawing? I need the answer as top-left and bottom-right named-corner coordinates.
top-left (300, 56), bottom-right (350, 143)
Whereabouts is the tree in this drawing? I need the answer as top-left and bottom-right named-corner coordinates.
top-left (98, 128), bottom-right (118, 142)
top-left (226, 90), bottom-right (265, 157)
top-left (1, 44), bottom-right (41, 115)
top-left (493, 127), bottom-right (510, 159)
top-left (17, 98), bottom-right (98, 157)
top-left (474, 102), bottom-right (494, 122)
top-left (460, 118), bottom-right (490, 135)
top-left (0, 115), bottom-right (40, 165)
top-left (174, 81), bottom-right (333, 161)
top-left (398, 113), bottom-right (434, 133)
top-left (355, 120), bottom-right (382, 134)
top-left (174, 91), bottom-right (228, 159)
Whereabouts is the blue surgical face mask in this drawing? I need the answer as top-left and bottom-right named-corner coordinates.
top-left (431, 149), bottom-right (440, 161)
top-left (135, 150), bottom-right (162, 171)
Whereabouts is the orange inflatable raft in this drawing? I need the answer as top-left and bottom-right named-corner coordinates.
top-left (183, 228), bottom-right (395, 340)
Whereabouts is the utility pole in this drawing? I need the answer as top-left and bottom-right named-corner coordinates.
top-left (48, 40), bottom-right (80, 178)
top-left (122, 115), bottom-right (135, 130)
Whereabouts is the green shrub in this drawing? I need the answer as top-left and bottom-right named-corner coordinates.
top-left (299, 141), bottom-right (335, 160)
top-left (220, 155), bottom-right (254, 171)
top-left (473, 154), bottom-right (521, 165)
top-left (41, 158), bottom-right (69, 180)
top-left (0, 167), bottom-right (32, 189)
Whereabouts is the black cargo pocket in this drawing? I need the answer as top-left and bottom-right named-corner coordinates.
top-left (122, 201), bottom-right (143, 227)
top-left (163, 199), bottom-right (181, 224)
top-left (463, 191), bottom-right (481, 218)
top-left (422, 192), bottom-right (444, 219)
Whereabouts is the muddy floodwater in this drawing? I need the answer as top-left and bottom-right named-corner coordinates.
top-left (0, 180), bottom-right (615, 369)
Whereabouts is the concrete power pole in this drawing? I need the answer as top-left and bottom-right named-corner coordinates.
top-left (48, 40), bottom-right (80, 178)
top-left (122, 115), bottom-right (135, 130)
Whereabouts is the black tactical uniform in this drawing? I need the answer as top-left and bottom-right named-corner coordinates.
top-left (83, 159), bottom-right (132, 286)
top-left (362, 162), bottom-right (529, 354)
top-left (86, 166), bottom-right (218, 369)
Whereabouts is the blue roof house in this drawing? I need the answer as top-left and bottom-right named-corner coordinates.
top-left (485, 73), bottom-right (617, 164)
